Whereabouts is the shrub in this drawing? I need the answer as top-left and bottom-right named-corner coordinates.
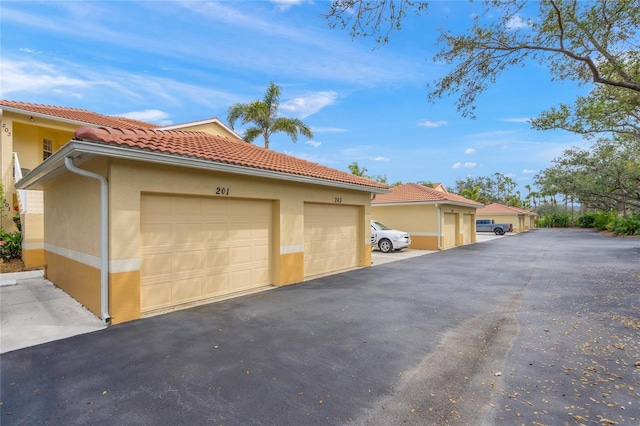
top-left (576, 213), bottom-right (596, 228)
top-left (0, 229), bottom-right (22, 260)
top-left (592, 211), bottom-right (616, 230)
top-left (608, 212), bottom-right (640, 236)
top-left (538, 213), bottom-right (571, 228)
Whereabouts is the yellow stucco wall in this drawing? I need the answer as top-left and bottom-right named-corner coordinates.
top-left (44, 157), bottom-right (374, 323)
top-left (372, 203), bottom-right (477, 250)
top-left (168, 122), bottom-right (240, 140)
top-left (1, 111), bottom-right (76, 264)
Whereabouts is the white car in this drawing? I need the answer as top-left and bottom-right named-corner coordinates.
top-left (371, 220), bottom-right (411, 253)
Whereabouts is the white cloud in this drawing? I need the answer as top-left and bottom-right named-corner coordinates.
top-left (312, 127), bottom-right (348, 133)
top-left (522, 169), bottom-right (537, 174)
top-left (370, 156), bottom-right (390, 162)
top-left (452, 162), bottom-right (478, 169)
top-left (501, 117), bottom-right (531, 123)
top-left (506, 14), bottom-right (530, 30)
top-left (280, 91), bottom-right (338, 119)
top-left (0, 59), bottom-right (89, 97)
top-left (464, 148), bottom-right (476, 155)
top-left (271, 0), bottom-right (303, 10)
top-left (305, 140), bottom-right (322, 148)
top-left (418, 119), bottom-right (447, 128)
top-left (118, 109), bottom-right (172, 125)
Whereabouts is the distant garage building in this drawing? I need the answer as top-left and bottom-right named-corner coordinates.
top-left (476, 203), bottom-right (537, 233)
top-left (371, 183), bottom-right (483, 250)
top-left (17, 127), bottom-right (388, 324)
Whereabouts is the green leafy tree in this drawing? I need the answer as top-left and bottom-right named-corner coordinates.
top-left (454, 173), bottom-right (521, 206)
top-left (347, 162), bottom-right (369, 177)
top-left (326, 1), bottom-right (640, 118)
top-left (535, 136), bottom-right (640, 214)
top-left (227, 82), bottom-right (314, 149)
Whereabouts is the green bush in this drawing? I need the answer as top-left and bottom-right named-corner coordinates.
top-left (537, 213), bottom-right (572, 228)
top-left (576, 213), bottom-right (596, 228)
top-left (592, 211), bottom-right (616, 230)
top-left (0, 229), bottom-right (22, 260)
top-left (608, 212), bottom-right (640, 236)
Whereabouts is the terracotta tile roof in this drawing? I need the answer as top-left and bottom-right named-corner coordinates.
top-left (0, 100), bottom-right (158, 129)
top-left (73, 127), bottom-right (389, 190)
top-left (372, 183), bottom-right (483, 206)
top-left (477, 203), bottom-right (537, 216)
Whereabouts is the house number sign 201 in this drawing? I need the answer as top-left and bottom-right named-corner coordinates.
top-left (216, 187), bottom-right (230, 195)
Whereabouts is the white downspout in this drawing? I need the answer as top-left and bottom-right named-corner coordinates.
top-left (64, 157), bottom-right (110, 323)
top-left (436, 203), bottom-right (442, 250)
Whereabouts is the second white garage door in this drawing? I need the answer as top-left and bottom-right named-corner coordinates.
top-left (304, 203), bottom-right (359, 278)
top-left (140, 194), bottom-right (272, 314)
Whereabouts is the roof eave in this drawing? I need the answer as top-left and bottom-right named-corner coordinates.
top-left (0, 106), bottom-right (102, 128)
top-left (372, 200), bottom-right (481, 208)
top-left (17, 140), bottom-right (390, 194)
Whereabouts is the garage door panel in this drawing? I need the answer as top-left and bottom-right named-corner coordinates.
top-left (203, 248), bottom-right (229, 269)
top-left (252, 267), bottom-right (270, 285)
top-left (141, 281), bottom-right (172, 310)
top-left (173, 276), bottom-right (203, 303)
top-left (141, 252), bottom-right (173, 277)
top-left (172, 250), bottom-right (202, 274)
top-left (172, 197), bottom-right (202, 217)
top-left (141, 195), bottom-right (272, 314)
top-left (173, 223), bottom-right (203, 245)
top-left (252, 244), bottom-right (270, 262)
top-left (230, 270), bottom-right (252, 287)
top-left (202, 198), bottom-right (228, 216)
top-left (204, 273), bottom-right (228, 295)
top-left (141, 195), bottom-right (171, 217)
top-left (229, 246), bottom-right (252, 267)
top-left (203, 223), bottom-right (229, 243)
top-left (141, 223), bottom-right (171, 247)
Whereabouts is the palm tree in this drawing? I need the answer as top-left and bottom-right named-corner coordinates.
top-left (460, 185), bottom-right (481, 201)
top-left (227, 82), bottom-right (314, 149)
top-left (348, 162), bottom-right (368, 177)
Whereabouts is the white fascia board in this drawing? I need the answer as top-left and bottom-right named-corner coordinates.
top-left (17, 140), bottom-right (390, 194)
top-left (0, 107), bottom-right (101, 128)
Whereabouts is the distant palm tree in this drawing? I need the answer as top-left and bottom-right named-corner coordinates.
top-left (227, 82), bottom-right (314, 149)
top-left (348, 162), bottom-right (368, 177)
top-left (460, 185), bottom-right (481, 201)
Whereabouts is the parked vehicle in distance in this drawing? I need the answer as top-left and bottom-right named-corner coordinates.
top-left (371, 220), bottom-right (411, 253)
top-left (476, 219), bottom-right (513, 235)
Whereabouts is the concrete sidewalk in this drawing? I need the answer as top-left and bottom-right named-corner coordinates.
top-left (0, 271), bottom-right (106, 354)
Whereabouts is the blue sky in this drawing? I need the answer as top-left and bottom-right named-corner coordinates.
top-left (1, 1), bottom-right (591, 194)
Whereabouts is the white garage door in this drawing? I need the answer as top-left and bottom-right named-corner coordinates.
top-left (140, 194), bottom-right (272, 314)
top-left (304, 203), bottom-right (359, 278)
top-left (443, 213), bottom-right (457, 249)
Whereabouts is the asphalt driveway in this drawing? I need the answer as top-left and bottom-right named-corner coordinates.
top-left (1, 229), bottom-right (638, 425)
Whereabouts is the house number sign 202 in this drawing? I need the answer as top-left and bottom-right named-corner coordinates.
top-left (216, 187), bottom-right (230, 196)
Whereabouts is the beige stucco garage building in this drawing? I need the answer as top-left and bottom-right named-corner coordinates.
top-left (476, 203), bottom-right (537, 233)
top-left (17, 126), bottom-right (388, 324)
top-left (371, 183), bottom-right (483, 250)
